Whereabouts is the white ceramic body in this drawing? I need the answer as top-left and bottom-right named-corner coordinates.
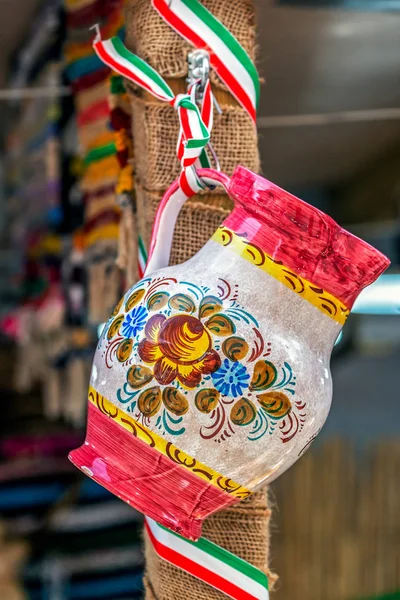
top-left (92, 238), bottom-right (341, 491)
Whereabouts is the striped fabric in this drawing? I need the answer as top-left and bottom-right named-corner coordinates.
top-left (64, 0), bottom-right (124, 261)
top-left (0, 452), bottom-right (144, 599)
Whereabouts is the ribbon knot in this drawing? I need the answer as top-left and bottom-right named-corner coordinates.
top-left (171, 93), bottom-right (186, 109)
top-left (93, 36), bottom-right (212, 173)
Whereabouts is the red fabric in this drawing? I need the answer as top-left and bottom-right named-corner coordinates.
top-left (116, 148), bottom-right (129, 168)
top-left (67, 0), bottom-right (123, 28)
top-left (83, 183), bottom-right (116, 204)
top-left (110, 107), bottom-right (131, 131)
top-left (77, 99), bottom-right (110, 127)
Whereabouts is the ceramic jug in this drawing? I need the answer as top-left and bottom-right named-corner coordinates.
top-left (70, 166), bottom-right (390, 540)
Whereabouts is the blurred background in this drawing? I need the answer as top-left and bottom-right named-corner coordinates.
top-left (0, 0), bottom-right (399, 599)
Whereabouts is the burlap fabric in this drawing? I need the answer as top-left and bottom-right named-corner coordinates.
top-left (125, 1), bottom-right (273, 597)
top-left (130, 92), bottom-right (259, 193)
top-left (125, 0), bottom-right (256, 87)
top-left (125, 0), bottom-right (260, 262)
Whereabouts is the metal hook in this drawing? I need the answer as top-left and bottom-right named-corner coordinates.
top-left (187, 49), bottom-right (210, 102)
top-left (207, 142), bottom-right (221, 172)
top-left (187, 49), bottom-right (222, 178)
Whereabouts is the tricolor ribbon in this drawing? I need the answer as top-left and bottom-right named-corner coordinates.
top-left (152, 0), bottom-right (260, 123)
top-left (138, 235), bottom-right (148, 279)
top-left (93, 32), bottom-right (215, 278)
top-left (145, 517), bottom-right (269, 600)
top-left (93, 35), bottom-right (213, 170)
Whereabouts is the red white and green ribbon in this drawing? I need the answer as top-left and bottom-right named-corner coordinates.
top-left (145, 517), bottom-right (269, 600)
top-left (92, 32), bottom-right (214, 275)
top-left (180, 79), bottom-right (213, 169)
top-left (138, 235), bottom-right (148, 279)
top-left (152, 0), bottom-right (260, 122)
top-left (93, 35), bottom-right (212, 169)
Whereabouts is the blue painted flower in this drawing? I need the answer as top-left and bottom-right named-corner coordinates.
top-left (122, 306), bottom-right (148, 338)
top-left (211, 358), bottom-right (250, 398)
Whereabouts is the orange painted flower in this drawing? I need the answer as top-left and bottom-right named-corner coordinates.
top-left (138, 314), bottom-right (221, 388)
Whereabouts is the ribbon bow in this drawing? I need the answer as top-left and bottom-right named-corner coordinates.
top-left (93, 35), bottom-right (213, 172)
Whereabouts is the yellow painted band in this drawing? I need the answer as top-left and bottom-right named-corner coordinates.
top-left (88, 386), bottom-right (251, 500)
top-left (212, 227), bottom-right (350, 325)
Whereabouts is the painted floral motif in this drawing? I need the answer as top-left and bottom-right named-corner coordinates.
top-left (211, 359), bottom-right (250, 398)
top-left (117, 339), bottom-right (133, 362)
top-left (121, 305), bottom-right (148, 338)
top-left (101, 276), bottom-right (307, 444)
top-left (138, 314), bottom-right (220, 388)
top-left (107, 315), bottom-right (124, 340)
top-left (230, 398), bottom-right (257, 426)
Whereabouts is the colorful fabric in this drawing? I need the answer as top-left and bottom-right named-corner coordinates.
top-left (65, 8), bottom-right (124, 60)
top-left (65, 54), bottom-right (104, 82)
top-left (85, 192), bottom-right (117, 221)
top-left (72, 67), bottom-right (110, 93)
top-left (82, 155), bottom-right (119, 186)
top-left (76, 80), bottom-right (111, 111)
top-left (66, 0), bottom-right (123, 28)
top-left (85, 129), bottom-right (115, 151)
top-left (84, 142), bottom-right (117, 166)
top-left (77, 98), bottom-right (110, 126)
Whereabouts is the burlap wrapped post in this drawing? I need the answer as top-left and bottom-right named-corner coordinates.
top-left (125, 1), bottom-right (274, 596)
top-left (125, 0), bottom-right (257, 81)
top-left (144, 491), bottom-right (276, 600)
top-left (126, 0), bottom-right (260, 268)
top-left (129, 92), bottom-right (260, 193)
top-left (128, 85), bottom-right (259, 265)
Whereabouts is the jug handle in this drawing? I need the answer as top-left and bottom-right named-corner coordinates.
top-left (144, 168), bottom-right (232, 276)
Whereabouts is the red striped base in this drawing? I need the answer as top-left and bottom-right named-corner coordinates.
top-left (69, 402), bottom-right (238, 540)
